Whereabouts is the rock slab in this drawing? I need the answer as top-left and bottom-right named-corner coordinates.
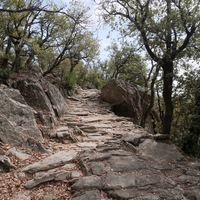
top-left (0, 88), bottom-right (43, 151)
top-left (23, 150), bottom-right (77, 173)
top-left (25, 170), bottom-right (71, 189)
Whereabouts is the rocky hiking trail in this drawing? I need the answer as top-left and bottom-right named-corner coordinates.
top-left (1, 88), bottom-right (200, 200)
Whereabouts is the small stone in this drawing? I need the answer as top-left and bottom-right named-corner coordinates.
top-left (121, 132), bottom-right (151, 146)
top-left (0, 155), bottom-right (16, 171)
top-left (17, 172), bottom-right (26, 180)
top-left (56, 131), bottom-right (68, 138)
top-left (9, 147), bottom-right (30, 160)
top-left (71, 171), bottom-right (82, 178)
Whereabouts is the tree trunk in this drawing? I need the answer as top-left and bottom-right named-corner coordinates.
top-left (69, 57), bottom-right (79, 73)
top-left (12, 49), bottom-right (21, 73)
top-left (162, 61), bottom-right (173, 135)
top-left (140, 65), bottom-right (160, 128)
top-left (25, 52), bottom-right (35, 69)
top-left (69, 63), bottom-right (76, 73)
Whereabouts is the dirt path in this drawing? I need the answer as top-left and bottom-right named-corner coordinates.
top-left (1, 89), bottom-right (200, 200)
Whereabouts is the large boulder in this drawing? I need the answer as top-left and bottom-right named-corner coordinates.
top-left (101, 80), bottom-right (143, 123)
top-left (101, 80), bottom-right (156, 132)
top-left (0, 88), bottom-right (44, 151)
top-left (11, 72), bottom-right (67, 133)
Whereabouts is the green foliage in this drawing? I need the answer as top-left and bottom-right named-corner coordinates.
top-left (99, 41), bottom-right (147, 87)
top-left (70, 62), bottom-right (105, 89)
top-left (64, 71), bottom-right (79, 90)
top-left (172, 70), bottom-right (200, 157)
top-left (97, 0), bottom-right (200, 135)
top-left (80, 68), bottom-right (106, 89)
top-left (0, 68), bottom-right (12, 80)
top-left (0, 0), bottom-right (99, 75)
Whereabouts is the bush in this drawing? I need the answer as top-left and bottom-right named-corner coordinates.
top-left (182, 84), bottom-right (200, 157)
top-left (63, 71), bottom-right (79, 90)
top-left (173, 75), bottom-right (200, 158)
top-left (80, 68), bottom-right (106, 89)
top-left (0, 68), bottom-right (12, 80)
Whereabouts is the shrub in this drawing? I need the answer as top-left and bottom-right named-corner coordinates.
top-left (0, 68), bottom-right (12, 80)
top-left (63, 71), bottom-right (79, 90)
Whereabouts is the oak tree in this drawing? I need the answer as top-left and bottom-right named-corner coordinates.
top-left (96, 0), bottom-right (200, 134)
top-left (0, 0), bottom-right (99, 76)
top-left (106, 42), bottom-right (146, 86)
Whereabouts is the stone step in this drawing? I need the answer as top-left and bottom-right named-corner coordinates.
top-left (22, 150), bottom-right (77, 173)
top-left (66, 112), bottom-right (89, 116)
top-left (79, 125), bottom-right (96, 130)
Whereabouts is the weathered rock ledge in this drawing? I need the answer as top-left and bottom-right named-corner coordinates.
top-left (0, 72), bottom-right (67, 153)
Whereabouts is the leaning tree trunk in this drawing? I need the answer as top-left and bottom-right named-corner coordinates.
top-left (162, 61), bottom-right (174, 135)
top-left (140, 65), bottom-right (160, 128)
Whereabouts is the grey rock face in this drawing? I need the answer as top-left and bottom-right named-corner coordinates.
top-left (45, 82), bottom-right (67, 118)
top-left (101, 79), bottom-right (142, 123)
top-left (3, 88), bottom-right (27, 104)
top-left (12, 73), bottom-right (67, 131)
top-left (101, 79), bottom-right (157, 133)
top-left (0, 89), bottom-right (43, 151)
top-left (13, 79), bottom-right (57, 128)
